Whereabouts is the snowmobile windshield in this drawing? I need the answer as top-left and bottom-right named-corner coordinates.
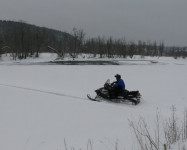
top-left (105, 79), bottom-right (110, 85)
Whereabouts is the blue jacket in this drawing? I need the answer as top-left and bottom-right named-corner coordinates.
top-left (113, 79), bottom-right (125, 91)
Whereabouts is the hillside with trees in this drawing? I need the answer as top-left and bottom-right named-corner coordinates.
top-left (0, 20), bottom-right (72, 59)
top-left (0, 20), bottom-right (186, 60)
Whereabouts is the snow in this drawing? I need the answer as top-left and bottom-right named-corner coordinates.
top-left (0, 53), bottom-right (187, 150)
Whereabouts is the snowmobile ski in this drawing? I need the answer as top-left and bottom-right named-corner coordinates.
top-left (87, 94), bottom-right (100, 102)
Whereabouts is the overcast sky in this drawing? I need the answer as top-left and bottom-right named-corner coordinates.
top-left (0, 0), bottom-right (187, 46)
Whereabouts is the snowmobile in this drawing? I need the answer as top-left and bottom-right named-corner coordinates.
top-left (87, 79), bottom-right (141, 105)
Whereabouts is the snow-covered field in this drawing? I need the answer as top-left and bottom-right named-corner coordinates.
top-left (0, 54), bottom-right (187, 150)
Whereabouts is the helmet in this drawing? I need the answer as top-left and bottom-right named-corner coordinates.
top-left (115, 74), bottom-right (121, 79)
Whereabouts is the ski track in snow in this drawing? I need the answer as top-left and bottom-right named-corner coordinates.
top-left (0, 83), bottom-right (88, 101)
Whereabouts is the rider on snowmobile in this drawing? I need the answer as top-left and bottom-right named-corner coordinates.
top-left (110, 74), bottom-right (125, 98)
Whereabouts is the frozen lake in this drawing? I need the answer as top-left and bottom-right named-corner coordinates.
top-left (0, 56), bottom-right (187, 150)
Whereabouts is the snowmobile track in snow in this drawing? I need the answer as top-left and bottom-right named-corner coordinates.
top-left (0, 83), bottom-right (87, 101)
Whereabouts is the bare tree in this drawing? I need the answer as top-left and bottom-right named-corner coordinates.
top-left (159, 41), bottom-right (164, 57)
top-left (71, 27), bottom-right (85, 56)
top-left (128, 41), bottom-right (136, 58)
top-left (129, 117), bottom-right (160, 150)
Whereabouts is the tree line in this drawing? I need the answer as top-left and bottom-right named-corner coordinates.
top-left (0, 20), bottom-right (187, 60)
